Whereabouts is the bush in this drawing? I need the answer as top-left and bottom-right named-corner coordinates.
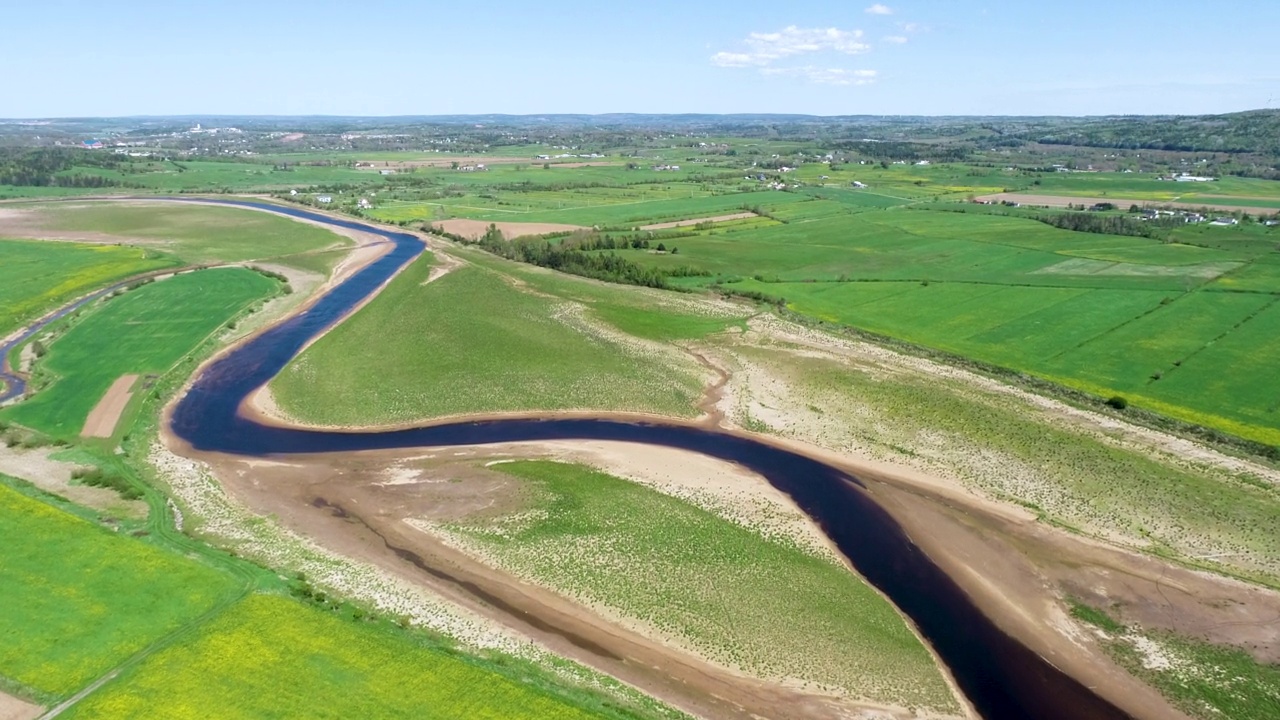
top-left (1106, 396), bottom-right (1129, 410)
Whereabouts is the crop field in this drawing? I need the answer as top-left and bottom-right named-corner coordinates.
top-left (728, 345), bottom-right (1280, 583)
top-left (2, 268), bottom-right (278, 439)
top-left (62, 594), bottom-right (626, 720)
top-left (0, 239), bottom-right (175, 339)
top-left (270, 255), bottom-right (710, 425)
top-left (433, 460), bottom-right (960, 713)
top-left (23, 202), bottom-right (347, 265)
top-left (589, 207), bottom-right (1280, 443)
top-left (0, 481), bottom-right (239, 701)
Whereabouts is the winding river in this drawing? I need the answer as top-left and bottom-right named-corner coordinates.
top-left (43, 199), bottom-right (1132, 719)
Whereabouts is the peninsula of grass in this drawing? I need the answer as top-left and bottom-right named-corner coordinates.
top-left (269, 256), bottom-right (706, 426)
top-left (0, 239), bottom-right (175, 338)
top-left (2, 267), bottom-right (279, 439)
top-left (433, 460), bottom-right (960, 714)
top-left (0, 480), bottom-right (239, 702)
top-left (63, 594), bottom-right (662, 720)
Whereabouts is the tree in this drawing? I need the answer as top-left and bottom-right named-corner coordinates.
top-left (656, 242), bottom-right (667, 252)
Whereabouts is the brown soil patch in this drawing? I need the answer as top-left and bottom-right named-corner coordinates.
top-left (281, 133), bottom-right (305, 142)
top-left (640, 212), bottom-right (758, 230)
top-left (359, 156), bottom-right (531, 169)
top-left (978, 192), bottom-right (1279, 216)
top-left (0, 445), bottom-right (146, 518)
top-left (81, 374), bottom-right (138, 439)
top-left (0, 692), bottom-right (40, 720)
top-left (431, 218), bottom-right (587, 240)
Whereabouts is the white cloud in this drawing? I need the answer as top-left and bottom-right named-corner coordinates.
top-left (883, 35), bottom-right (908, 44)
top-left (865, 4), bottom-right (893, 15)
top-left (761, 67), bottom-right (878, 86)
top-left (709, 25), bottom-right (870, 67)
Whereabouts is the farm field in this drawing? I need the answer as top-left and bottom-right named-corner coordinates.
top-left (62, 594), bottom-right (635, 720)
top-left (14, 201), bottom-right (348, 265)
top-left (0, 239), bottom-right (175, 339)
top-left (2, 268), bottom-right (279, 439)
top-left (0, 480), bottom-right (239, 702)
top-left (269, 253), bottom-right (723, 426)
top-left (427, 460), bottom-right (960, 714)
top-left (600, 208), bottom-right (1280, 444)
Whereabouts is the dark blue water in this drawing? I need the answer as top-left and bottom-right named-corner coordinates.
top-left (159, 199), bottom-right (1132, 720)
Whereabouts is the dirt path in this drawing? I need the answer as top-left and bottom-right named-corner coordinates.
top-left (640, 212), bottom-right (758, 230)
top-left (978, 192), bottom-right (1279, 216)
top-left (0, 691), bottom-right (40, 720)
top-left (81, 375), bottom-right (138, 439)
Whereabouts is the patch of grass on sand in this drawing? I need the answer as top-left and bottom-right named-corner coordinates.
top-left (432, 460), bottom-right (960, 714)
top-left (0, 481), bottom-right (239, 700)
top-left (1072, 601), bottom-right (1280, 720)
top-left (3, 268), bottom-right (278, 439)
top-left (729, 345), bottom-right (1280, 583)
top-left (28, 202), bottom-right (346, 265)
top-left (63, 594), bottom-right (653, 720)
top-left (270, 255), bottom-right (705, 425)
top-left (0, 239), bottom-right (175, 338)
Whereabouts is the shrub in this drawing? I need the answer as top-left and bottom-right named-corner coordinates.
top-left (1106, 396), bottom-right (1129, 410)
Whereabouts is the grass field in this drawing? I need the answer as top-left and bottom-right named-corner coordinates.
top-left (270, 254), bottom-right (712, 425)
top-left (25, 202), bottom-right (347, 265)
top-left (2, 268), bottom-right (278, 439)
top-left (0, 481), bottom-right (239, 701)
top-left (429, 460), bottom-right (960, 713)
top-left (0, 239), bottom-right (175, 338)
top-left (62, 594), bottom-right (637, 720)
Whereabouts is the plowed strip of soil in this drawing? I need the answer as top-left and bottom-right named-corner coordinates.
top-left (977, 192), bottom-right (1279, 216)
top-left (640, 212), bottom-right (758, 230)
top-left (81, 374), bottom-right (138, 439)
top-left (431, 218), bottom-right (586, 240)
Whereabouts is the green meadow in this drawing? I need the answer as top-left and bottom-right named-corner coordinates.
top-left (26, 201), bottom-right (347, 265)
top-left (439, 460), bottom-right (959, 714)
top-left (604, 207), bottom-right (1280, 445)
top-left (2, 268), bottom-right (279, 439)
top-left (63, 594), bottom-right (634, 720)
top-left (0, 481), bottom-right (239, 701)
top-left (270, 253), bottom-right (715, 425)
top-left (0, 239), bottom-right (175, 338)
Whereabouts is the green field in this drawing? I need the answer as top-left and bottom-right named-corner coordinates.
top-left (597, 208), bottom-right (1280, 445)
top-left (431, 460), bottom-right (959, 713)
top-left (3, 268), bottom-right (279, 439)
top-left (24, 202), bottom-right (347, 265)
top-left (63, 594), bottom-right (629, 720)
top-left (0, 481), bottom-right (239, 701)
top-left (270, 254), bottom-right (716, 425)
top-left (0, 239), bottom-right (175, 338)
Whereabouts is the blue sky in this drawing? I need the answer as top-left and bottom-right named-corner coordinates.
top-left (6, 0), bottom-right (1279, 117)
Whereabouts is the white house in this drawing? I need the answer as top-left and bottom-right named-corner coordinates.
top-left (316, 195), bottom-right (332, 204)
